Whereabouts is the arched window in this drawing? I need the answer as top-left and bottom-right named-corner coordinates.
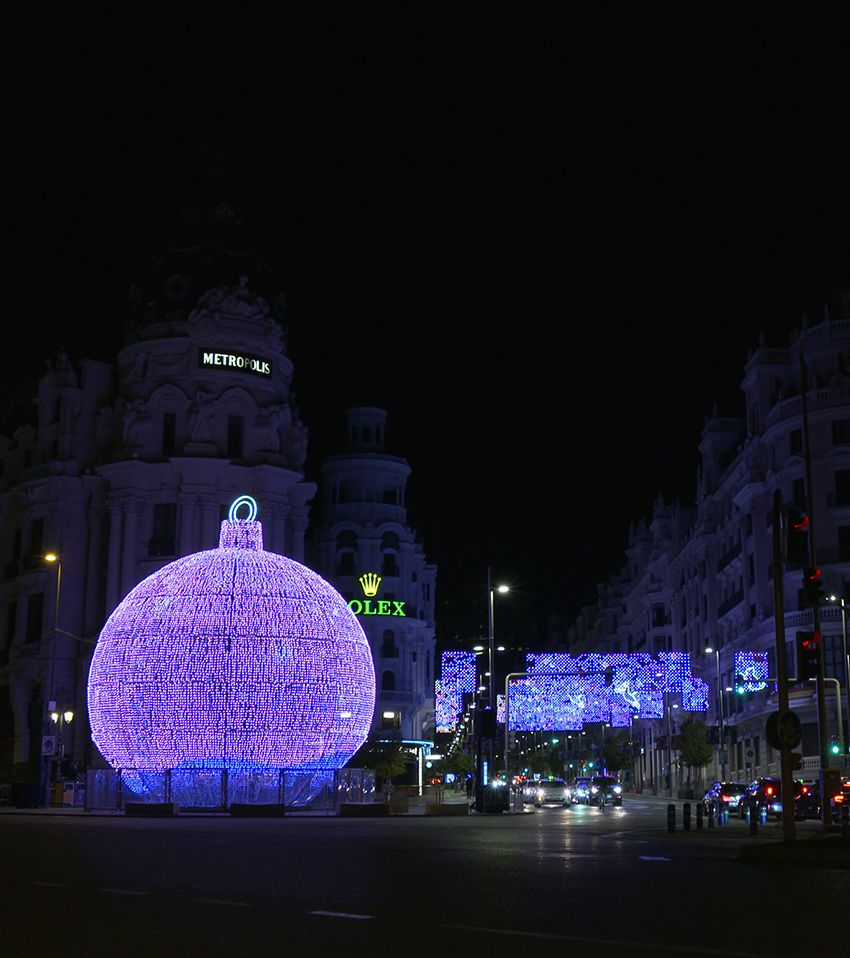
top-left (336, 530), bottom-right (358, 575)
top-left (381, 670), bottom-right (396, 691)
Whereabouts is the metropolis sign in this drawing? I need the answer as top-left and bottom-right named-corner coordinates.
top-left (347, 572), bottom-right (407, 617)
top-left (199, 349), bottom-right (272, 378)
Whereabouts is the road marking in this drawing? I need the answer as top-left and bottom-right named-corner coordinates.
top-left (101, 888), bottom-right (149, 896)
top-left (639, 855), bottom-right (672, 861)
top-left (31, 881), bottom-right (67, 887)
top-left (438, 924), bottom-right (784, 956)
top-left (309, 910), bottom-right (374, 920)
top-left (195, 898), bottom-right (251, 907)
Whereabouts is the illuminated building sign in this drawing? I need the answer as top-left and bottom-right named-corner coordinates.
top-left (347, 572), bottom-right (406, 617)
top-left (734, 650), bottom-right (769, 692)
top-left (199, 349), bottom-right (272, 377)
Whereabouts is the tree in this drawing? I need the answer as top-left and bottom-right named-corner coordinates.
top-left (444, 750), bottom-right (473, 779)
top-left (348, 735), bottom-right (407, 791)
top-left (672, 719), bottom-right (712, 790)
top-left (601, 729), bottom-right (630, 774)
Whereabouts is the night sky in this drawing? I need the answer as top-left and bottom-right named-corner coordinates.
top-left (5, 11), bottom-right (850, 644)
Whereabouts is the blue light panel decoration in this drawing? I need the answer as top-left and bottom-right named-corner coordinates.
top-left (87, 496), bottom-right (376, 777)
top-left (504, 652), bottom-right (709, 732)
top-left (734, 650), bottom-right (769, 692)
top-left (435, 651), bottom-right (477, 732)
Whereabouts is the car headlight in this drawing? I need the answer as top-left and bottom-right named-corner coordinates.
top-left (591, 786), bottom-right (598, 794)
top-left (613, 786), bottom-right (622, 794)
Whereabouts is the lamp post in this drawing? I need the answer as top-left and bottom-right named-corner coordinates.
top-left (704, 646), bottom-right (726, 780)
top-left (485, 569), bottom-right (509, 781)
top-left (828, 595), bottom-right (850, 759)
top-left (42, 552), bottom-right (62, 808)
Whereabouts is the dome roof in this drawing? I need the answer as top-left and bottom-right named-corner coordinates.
top-left (87, 499), bottom-right (375, 774)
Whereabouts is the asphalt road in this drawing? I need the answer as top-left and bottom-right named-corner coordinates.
top-left (1, 796), bottom-right (847, 958)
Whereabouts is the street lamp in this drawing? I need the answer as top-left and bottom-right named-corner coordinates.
top-left (42, 552), bottom-right (62, 808)
top-left (485, 569), bottom-right (509, 783)
top-left (704, 645), bottom-right (726, 780)
top-left (828, 595), bottom-right (850, 756)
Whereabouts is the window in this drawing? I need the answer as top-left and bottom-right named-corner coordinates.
top-left (336, 531), bottom-right (358, 576)
top-left (150, 503), bottom-right (177, 557)
top-left (381, 670), bottom-right (396, 691)
top-left (839, 526), bottom-right (850, 561)
top-left (832, 419), bottom-right (850, 444)
top-left (30, 517), bottom-right (44, 557)
top-left (790, 429), bottom-right (803, 454)
top-left (162, 412), bottom-right (176, 456)
top-left (835, 470), bottom-right (850, 507)
top-left (5, 600), bottom-right (16, 647)
top-left (227, 416), bottom-right (244, 459)
top-left (25, 593), bottom-right (43, 644)
top-left (381, 630), bottom-right (398, 657)
top-left (792, 477), bottom-right (806, 510)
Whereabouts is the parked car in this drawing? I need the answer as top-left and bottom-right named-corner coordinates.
top-left (739, 777), bottom-right (822, 821)
top-left (521, 780), bottom-right (541, 804)
top-left (533, 778), bottom-right (570, 807)
top-left (738, 778), bottom-right (783, 820)
top-left (587, 775), bottom-right (623, 806)
top-left (570, 776), bottom-right (592, 804)
top-left (827, 778), bottom-right (850, 821)
top-left (702, 781), bottom-right (747, 817)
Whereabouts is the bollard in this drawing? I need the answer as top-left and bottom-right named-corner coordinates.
top-left (841, 803), bottom-right (849, 840)
top-left (667, 803), bottom-right (676, 833)
top-left (707, 804), bottom-right (715, 828)
top-left (683, 802), bottom-right (691, 831)
top-left (748, 806), bottom-right (758, 836)
top-left (696, 803), bottom-right (703, 830)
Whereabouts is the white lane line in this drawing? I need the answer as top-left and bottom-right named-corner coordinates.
top-left (438, 923), bottom-right (784, 957)
top-left (309, 910), bottom-right (374, 920)
top-left (639, 855), bottom-right (672, 861)
top-left (32, 881), bottom-right (68, 887)
top-left (101, 888), bottom-right (149, 896)
top-left (195, 898), bottom-right (251, 907)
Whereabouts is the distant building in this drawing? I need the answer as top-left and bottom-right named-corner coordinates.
top-left (569, 298), bottom-right (850, 792)
top-left (308, 407), bottom-right (437, 744)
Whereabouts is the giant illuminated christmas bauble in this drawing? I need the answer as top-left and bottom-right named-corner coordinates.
top-left (87, 496), bottom-right (376, 774)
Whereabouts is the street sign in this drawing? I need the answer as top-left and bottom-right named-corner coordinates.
top-left (777, 710), bottom-right (802, 749)
top-left (41, 735), bottom-right (57, 757)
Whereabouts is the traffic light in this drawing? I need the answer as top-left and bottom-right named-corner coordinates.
top-left (734, 674), bottom-right (747, 695)
top-left (830, 736), bottom-right (841, 756)
top-left (784, 506), bottom-right (809, 564)
top-left (796, 630), bottom-right (821, 681)
top-left (801, 566), bottom-right (825, 608)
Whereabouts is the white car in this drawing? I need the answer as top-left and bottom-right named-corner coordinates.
top-left (533, 778), bottom-right (570, 807)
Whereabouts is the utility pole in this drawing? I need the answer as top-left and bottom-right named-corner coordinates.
top-left (772, 490), bottom-right (796, 843)
top-left (800, 343), bottom-right (833, 826)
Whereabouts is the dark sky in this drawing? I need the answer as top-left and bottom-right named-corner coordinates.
top-left (5, 10), bottom-right (850, 643)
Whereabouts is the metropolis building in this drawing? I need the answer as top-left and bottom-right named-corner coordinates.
top-left (567, 296), bottom-right (850, 791)
top-left (0, 207), bottom-right (436, 802)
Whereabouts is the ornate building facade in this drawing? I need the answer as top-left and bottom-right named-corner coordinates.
top-left (569, 301), bottom-right (850, 791)
top-left (308, 407), bottom-right (437, 744)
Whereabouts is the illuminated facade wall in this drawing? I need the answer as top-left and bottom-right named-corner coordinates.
top-left (88, 500), bottom-right (375, 773)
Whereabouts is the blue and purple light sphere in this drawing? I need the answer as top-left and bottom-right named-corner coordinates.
top-left (87, 496), bottom-right (376, 774)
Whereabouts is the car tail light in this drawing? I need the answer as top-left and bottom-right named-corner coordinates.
top-left (721, 794), bottom-right (731, 802)
top-left (835, 794), bottom-right (845, 803)
top-left (800, 786), bottom-right (808, 795)
top-left (765, 786), bottom-right (774, 796)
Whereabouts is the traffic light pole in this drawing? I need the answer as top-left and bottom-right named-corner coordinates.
top-left (772, 490), bottom-right (796, 843)
top-left (800, 345), bottom-right (833, 826)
